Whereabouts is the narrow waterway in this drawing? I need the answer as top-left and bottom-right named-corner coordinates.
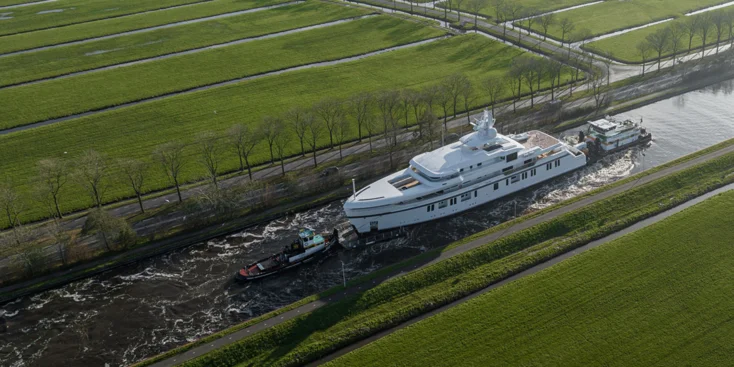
top-left (0, 80), bottom-right (733, 367)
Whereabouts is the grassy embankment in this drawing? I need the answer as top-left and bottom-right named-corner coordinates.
top-left (585, 7), bottom-right (734, 63)
top-left (0, 1), bottom-right (369, 87)
top-left (442, 0), bottom-right (597, 21)
top-left (176, 136), bottom-right (734, 367)
top-left (0, 0), bottom-right (288, 55)
top-left (0, 15), bottom-right (442, 130)
top-left (521, 0), bottom-right (730, 41)
top-left (330, 191), bottom-right (734, 366)
top-left (0, 33), bottom-right (573, 226)
top-left (0, 0), bottom-right (204, 36)
top-left (0, 0), bottom-right (30, 6)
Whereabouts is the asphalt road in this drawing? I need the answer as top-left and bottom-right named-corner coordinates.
top-left (146, 140), bottom-right (734, 367)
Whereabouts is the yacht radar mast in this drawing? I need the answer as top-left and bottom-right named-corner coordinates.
top-left (460, 109), bottom-right (497, 147)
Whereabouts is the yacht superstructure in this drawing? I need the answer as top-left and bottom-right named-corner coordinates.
top-left (343, 110), bottom-right (587, 234)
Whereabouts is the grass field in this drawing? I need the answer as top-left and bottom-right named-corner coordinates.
top-left (585, 9), bottom-right (734, 62)
top-left (174, 137), bottom-right (734, 367)
top-left (521, 0), bottom-right (730, 41)
top-left (0, 0), bottom-right (205, 36)
top-left (0, 1), bottom-right (369, 87)
top-left (0, 33), bottom-right (571, 225)
top-left (0, 15), bottom-right (440, 130)
top-left (329, 190), bottom-right (734, 367)
top-left (0, 0), bottom-right (288, 55)
top-left (0, 0), bottom-right (29, 6)
top-left (444, 0), bottom-right (596, 21)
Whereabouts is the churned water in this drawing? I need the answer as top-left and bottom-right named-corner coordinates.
top-left (1, 81), bottom-right (733, 366)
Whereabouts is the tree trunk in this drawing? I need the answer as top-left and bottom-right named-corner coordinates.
top-left (300, 140), bottom-right (305, 156)
top-left (136, 193), bottom-right (145, 214)
top-left (312, 148), bottom-right (318, 167)
top-left (269, 145), bottom-right (274, 164)
top-left (339, 145), bottom-right (343, 160)
top-left (174, 177), bottom-right (183, 202)
top-left (280, 158), bottom-right (285, 175)
top-left (368, 135), bottom-right (373, 153)
top-left (245, 156), bottom-right (252, 180)
top-left (54, 196), bottom-right (63, 219)
top-left (237, 153), bottom-right (244, 171)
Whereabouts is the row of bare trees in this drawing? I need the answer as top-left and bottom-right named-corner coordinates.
top-left (636, 10), bottom-right (734, 74)
top-left (1, 59), bottom-right (572, 232)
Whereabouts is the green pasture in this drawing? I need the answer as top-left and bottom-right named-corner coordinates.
top-left (330, 190), bottom-right (734, 367)
top-left (443, 0), bottom-right (596, 21)
top-left (0, 0), bottom-right (287, 55)
top-left (0, 34), bottom-right (570, 225)
top-left (0, 0), bottom-right (29, 6)
top-left (0, 1), bottom-right (368, 87)
top-left (0, 15), bottom-right (441, 130)
top-left (174, 136), bottom-right (734, 367)
top-left (521, 0), bottom-right (731, 41)
top-left (586, 10), bottom-right (734, 62)
top-left (0, 0), bottom-right (204, 36)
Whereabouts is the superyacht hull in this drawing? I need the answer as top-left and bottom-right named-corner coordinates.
top-left (346, 152), bottom-right (587, 233)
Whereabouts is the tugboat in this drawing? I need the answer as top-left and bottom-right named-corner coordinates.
top-left (235, 228), bottom-right (338, 282)
top-left (580, 117), bottom-right (652, 157)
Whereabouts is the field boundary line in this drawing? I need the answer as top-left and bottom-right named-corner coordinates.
top-left (0, 0), bottom-right (55, 10)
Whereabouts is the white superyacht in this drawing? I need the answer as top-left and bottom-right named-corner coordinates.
top-left (343, 110), bottom-right (587, 233)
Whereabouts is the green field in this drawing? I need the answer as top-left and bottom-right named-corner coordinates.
top-left (522, 0), bottom-right (730, 41)
top-left (0, 0), bottom-right (205, 36)
top-left (444, 0), bottom-right (596, 21)
top-left (0, 0), bottom-right (29, 6)
top-left (173, 136), bottom-right (734, 367)
top-left (329, 190), bottom-right (734, 367)
top-left (0, 1), bottom-right (368, 87)
top-left (0, 0), bottom-right (287, 55)
top-left (0, 33), bottom-right (570, 225)
top-left (586, 10), bottom-right (734, 62)
top-left (0, 15), bottom-right (440, 130)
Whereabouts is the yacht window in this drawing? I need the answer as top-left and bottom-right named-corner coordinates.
top-left (474, 190), bottom-right (478, 197)
top-left (460, 168), bottom-right (464, 172)
top-left (494, 182), bottom-right (499, 190)
top-left (506, 179), bottom-right (509, 186)
top-left (461, 192), bottom-right (471, 202)
top-left (511, 175), bottom-right (520, 184)
top-left (531, 169), bottom-right (536, 177)
top-left (470, 165), bottom-right (473, 169)
top-left (502, 166), bottom-right (513, 173)
top-left (477, 162), bottom-right (482, 166)
top-left (524, 159), bottom-right (533, 164)
top-left (555, 160), bottom-right (561, 167)
top-left (507, 152), bottom-right (518, 162)
top-left (546, 163), bottom-right (552, 170)
top-left (439, 200), bottom-right (448, 209)
top-left (522, 172), bottom-right (528, 180)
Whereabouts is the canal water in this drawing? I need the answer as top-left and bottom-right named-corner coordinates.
top-left (1, 80), bottom-right (733, 367)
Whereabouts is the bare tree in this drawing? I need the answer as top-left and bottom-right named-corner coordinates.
top-left (117, 158), bottom-right (147, 214)
top-left (75, 150), bottom-right (107, 208)
top-left (153, 141), bottom-right (186, 203)
top-left (0, 181), bottom-right (23, 229)
top-left (524, 8), bottom-right (538, 35)
top-left (467, 0), bottom-right (484, 30)
top-left (228, 124), bottom-right (259, 180)
top-left (82, 209), bottom-right (135, 252)
top-left (285, 106), bottom-right (308, 156)
top-left (347, 92), bottom-right (373, 142)
top-left (668, 22), bottom-right (685, 66)
top-left (712, 11), bottom-right (727, 54)
top-left (559, 17), bottom-right (576, 48)
top-left (436, 85), bottom-right (452, 130)
top-left (683, 16), bottom-right (701, 53)
top-left (313, 98), bottom-right (343, 148)
top-left (364, 112), bottom-right (378, 153)
top-left (36, 158), bottom-right (67, 219)
top-left (260, 116), bottom-right (282, 164)
top-left (506, 3), bottom-right (523, 23)
top-left (636, 41), bottom-right (653, 76)
top-left (545, 59), bottom-right (563, 99)
top-left (443, 73), bottom-right (467, 118)
top-left (646, 28), bottom-right (670, 71)
top-left (520, 57), bottom-right (538, 108)
top-left (197, 131), bottom-right (221, 189)
top-left (409, 90), bottom-right (426, 135)
top-left (591, 74), bottom-right (609, 112)
top-left (273, 129), bottom-right (289, 175)
top-left (481, 75), bottom-right (505, 114)
top-left (492, 0), bottom-right (506, 33)
top-left (455, 0), bottom-right (465, 22)
top-left (539, 13), bottom-right (555, 40)
top-left (727, 9), bottom-right (734, 47)
top-left (505, 72), bottom-right (522, 113)
top-left (48, 222), bottom-right (75, 266)
top-left (422, 111), bottom-right (441, 150)
top-left (333, 116), bottom-right (351, 160)
top-left (460, 78), bottom-right (476, 122)
top-left (383, 114), bottom-right (400, 168)
top-left (698, 12), bottom-right (713, 58)
top-left (304, 116), bottom-right (324, 167)
top-left (376, 90), bottom-right (401, 140)
top-left (399, 89), bottom-right (415, 128)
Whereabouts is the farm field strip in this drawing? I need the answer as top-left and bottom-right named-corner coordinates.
top-left (687, 0), bottom-right (734, 15)
top-left (574, 17), bottom-right (674, 46)
top-left (0, 1), bottom-right (301, 58)
top-left (520, 0), bottom-right (734, 42)
top-left (0, 2), bottom-right (370, 87)
top-left (1, 35), bottom-right (446, 137)
top-left (506, 0), bottom-right (604, 24)
top-left (0, 0), bottom-right (289, 55)
top-left (0, 0), bottom-right (207, 36)
top-left (0, 0), bottom-right (55, 9)
top-left (0, 15), bottom-right (444, 131)
top-left (328, 190), bottom-right (734, 367)
top-left (443, 0), bottom-right (598, 22)
top-left (0, 35), bottom-right (568, 224)
top-left (585, 6), bottom-right (734, 62)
